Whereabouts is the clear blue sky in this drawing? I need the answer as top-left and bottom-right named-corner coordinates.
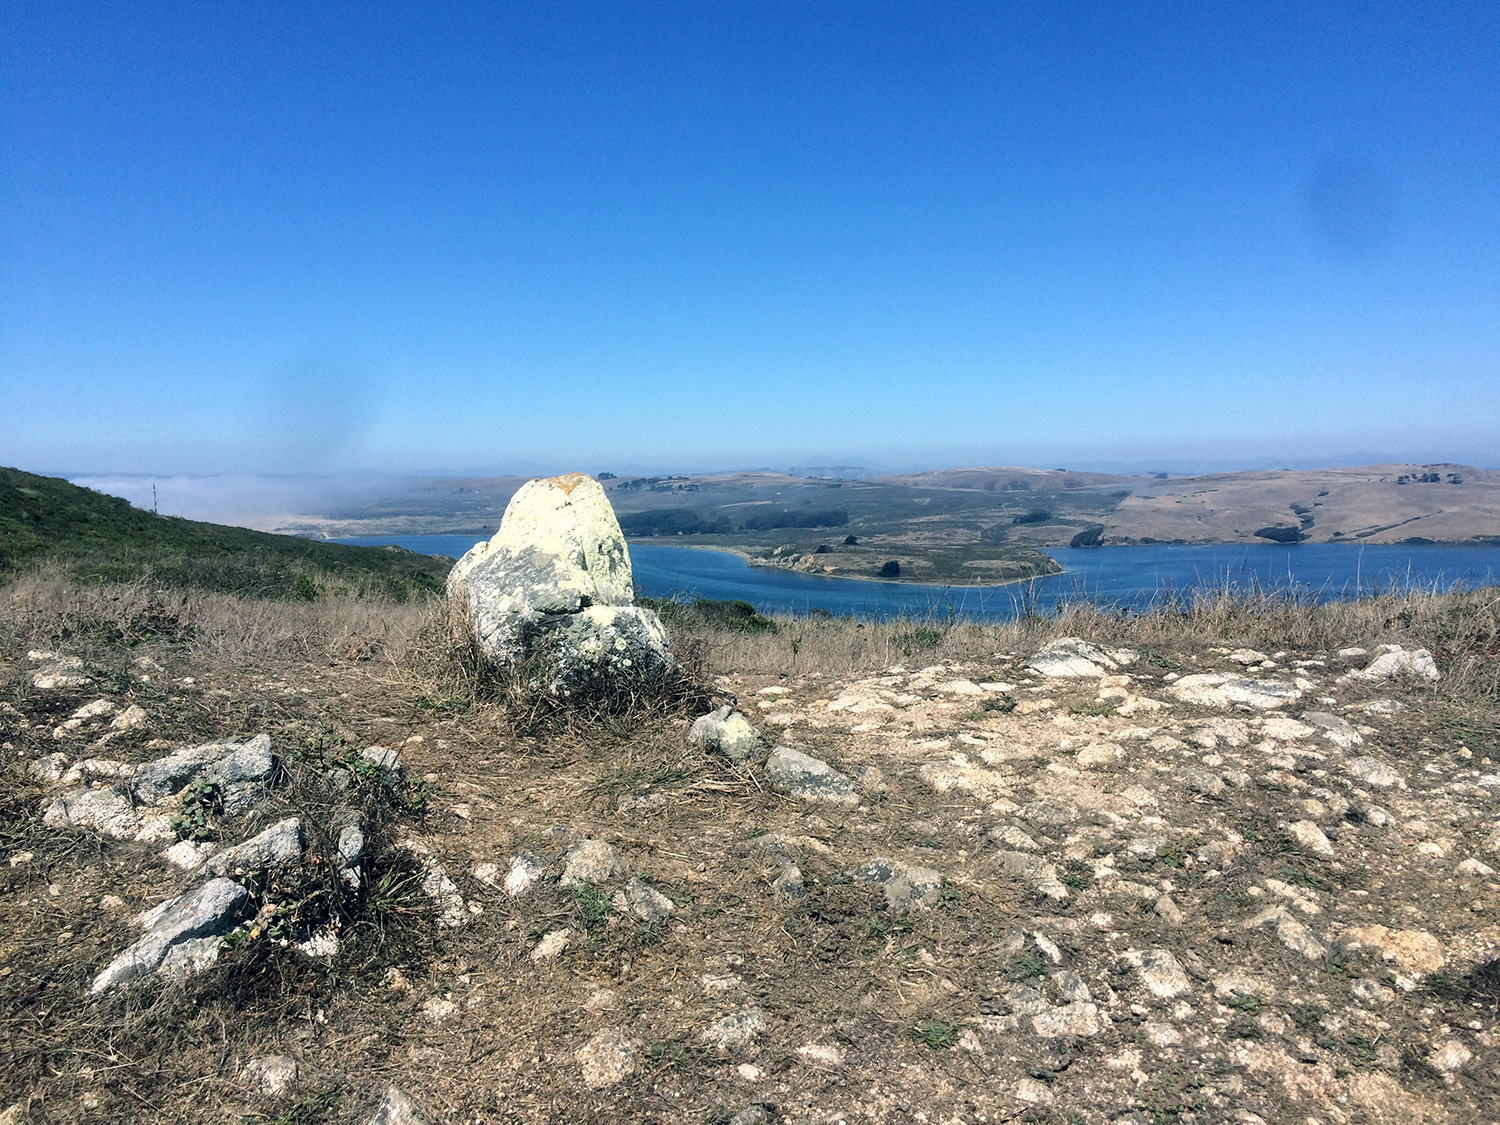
top-left (3, 2), bottom-right (1497, 476)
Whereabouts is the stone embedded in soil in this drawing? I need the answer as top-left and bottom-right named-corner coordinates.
top-left (1353, 647), bottom-right (1440, 681)
top-left (1301, 710), bottom-right (1362, 748)
top-left (852, 857), bottom-right (943, 913)
top-left (1121, 948), bottom-right (1191, 999)
top-left (1287, 819), bottom-right (1335, 856)
top-left (502, 851), bottom-right (545, 896)
top-left (402, 840), bottom-right (468, 927)
top-left (43, 787), bottom-right (143, 839)
top-left (1346, 755), bottom-right (1403, 788)
top-left (1031, 1001), bottom-right (1106, 1038)
top-left (764, 747), bottom-right (858, 807)
top-left (616, 877), bottom-right (675, 924)
top-left (203, 817), bottom-right (303, 877)
top-left (576, 1028), bottom-right (637, 1089)
top-left (772, 862), bottom-right (805, 898)
top-left (703, 1008), bottom-right (767, 1052)
top-left (92, 877), bottom-right (250, 994)
top-left (129, 733), bottom-right (274, 813)
top-left (531, 928), bottom-right (572, 962)
top-left (1025, 637), bottom-right (1138, 677)
top-left (559, 839), bottom-right (625, 886)
top-left (243, 1055), bottom-right (299, 1096)
top-left (1338, 924), bottom-right (1446, 975)
top-left (996, 850), bottom-right (1069, 900)
top-left (1169, 674), bottom-right (1302, 710)
top-left (337, 824), bottom-right (364, 887)
top-left (1244, 906), bottom-right (1327, 960)
top-left (367, 1085), bottom-right (423, 1125)
top-left (687, 706), bottom-right (763, 761)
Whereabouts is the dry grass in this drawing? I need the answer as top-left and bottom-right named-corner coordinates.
top-left (0, 564), bottom-right (439, 668)
top-left (661, 585), bottom-right (1500, 700)
top-left (2, 573), bottom-right (1498, 1122)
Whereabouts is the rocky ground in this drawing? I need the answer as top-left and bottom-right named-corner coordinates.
top-left (2, 609), bottom-right (1499, 1123)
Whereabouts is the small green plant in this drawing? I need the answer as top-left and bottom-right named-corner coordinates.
top-left (1145, 650), bottom-right (1181, 670)
top-left (910, 1020), bottom-right (959, 1049)
top-left (1010, 955), bottom-right (1046, 981)
top-left (646, 1040), bottom-right (694, 1070)
top-left (170, 775), bottom-right (223, 841)
top-left (572, 884), bottom-right (615, 934)
top-left (363, 867), bottom-right (426, 923)
top-left (1228, 1020), bottom-right (1263, 1039)
top-left (1155, 836), bottom-right (1200, 868)
top-left (982, 694), bottom-right (1017, 713)
top-left (1227, 990), bottom-right (1263, 1013)
top-left (893, 625), bottom-right (943, 655)
top-left (1287, 1002), bottom-right (1327, 1030)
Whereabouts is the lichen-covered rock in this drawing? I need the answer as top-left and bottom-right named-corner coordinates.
top-left (560, 838), bottom-right (625, 886)
top-left (1169, 674), bottom-right (1301, 709)
top-left (446, 474), bottom-right (676, 696)
top-left (576, 1028), bottom-right (637, 1088)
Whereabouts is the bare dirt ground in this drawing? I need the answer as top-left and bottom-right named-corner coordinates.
top-left (1, 581), bottom-right (1498, 1124)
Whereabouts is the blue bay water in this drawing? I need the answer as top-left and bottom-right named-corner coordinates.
top-left (337, 535), bottom-right (1500, 621)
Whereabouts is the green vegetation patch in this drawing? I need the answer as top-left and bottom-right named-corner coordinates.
top-left (0, 466), bottom-right (449, 599)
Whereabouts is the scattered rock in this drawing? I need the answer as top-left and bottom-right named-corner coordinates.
top-left (1353, 647), bottom-right (1440, 681)
top-left (996, 850), bottom-right (1068, 900)
top-left (1339, 925), bottom-right (1445, 975)
top-left (1302, 711), bottom-right (1362, 748)
top-left (688, 706), bottom-right (763, 761)
top-left (446, 474), bottom-right (676, 696)
top-left (772, 862), bottom-right (805, 898)
top-left (504, 851), bottom-right (546, 896)
top-left (130, 733), bottom-right (274, 813)
top-left (1026, 638), bottom-right (1137, 677)
top-left (1427, 1039), bottom-right (1472, 1075)
top-left (576, 1028), bottom-right (637, 1088)
top-left (560, 839), bottom-right (625, 886)
top-left (853, 857), bottom-right (943, 912)
top-left (367, 1085), bottom-right (423, 1125)
top-left (703, 1008), bottom-right (767, 1052)
top-left (1346, 756), bottom-right (1403, 788)
top-left (403, 841), bottom-right (467, 927)
top-left (1244, 906), bottom-right (1327, 959)
top-left (764, 747), bottom-right (858, 807)
top-left (1169, 674), bottom-right (1301, 710)
top-left (615, 877), bottom-right (675, 924)
top-left (203, 818), bottom-right (303, 877)
top-left (1287, 819), bottom-right (1334, 856)
top-left (1121, 948), bottom-right (1190, 999)
top-left (92, 878), bottom-right (250, 993)
top-left (336, 824), bottom-right (364, 887)
top-left (243, 1055), bottom-right (299, 1096)
top-left (531, 928), bottom-right (572, 962)
top-left (796, 1042), bottom-right (843, 1067)
top-left (1031, 1001), bottom-right (1105, 1038)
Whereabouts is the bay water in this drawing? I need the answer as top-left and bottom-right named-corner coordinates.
top-left (336, 534), bottom-right (1500, 621)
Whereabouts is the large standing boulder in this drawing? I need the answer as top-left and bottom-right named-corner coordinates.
top-left (447, 474), bottom-right (676, 697)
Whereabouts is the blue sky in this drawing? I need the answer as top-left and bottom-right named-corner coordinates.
top-left (3, 2), bottom-right (1497, 477)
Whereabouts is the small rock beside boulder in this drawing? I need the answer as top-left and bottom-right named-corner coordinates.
top-left (687, 706), bottom-right (763, 761)
top-left (764, 747), bottom-right (859, 807)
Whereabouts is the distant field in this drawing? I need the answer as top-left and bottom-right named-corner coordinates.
top-left (269, 462), bottom-right (1500, 584)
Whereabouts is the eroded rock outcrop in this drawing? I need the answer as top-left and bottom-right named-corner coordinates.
top-left (447, 474), bottom-right (676, 697)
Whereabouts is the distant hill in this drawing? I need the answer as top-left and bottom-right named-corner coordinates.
top-left (0, 467), bottom-right (451, 599)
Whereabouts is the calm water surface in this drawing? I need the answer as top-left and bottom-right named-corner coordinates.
top-left (336, 535), bottom-right (1500, 621)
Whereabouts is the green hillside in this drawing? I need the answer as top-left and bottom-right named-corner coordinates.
top-left (0, 467), bottom-right (450, 599)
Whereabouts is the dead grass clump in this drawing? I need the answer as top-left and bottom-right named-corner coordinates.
top-left (405, 598), bottom-right (717, 735)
